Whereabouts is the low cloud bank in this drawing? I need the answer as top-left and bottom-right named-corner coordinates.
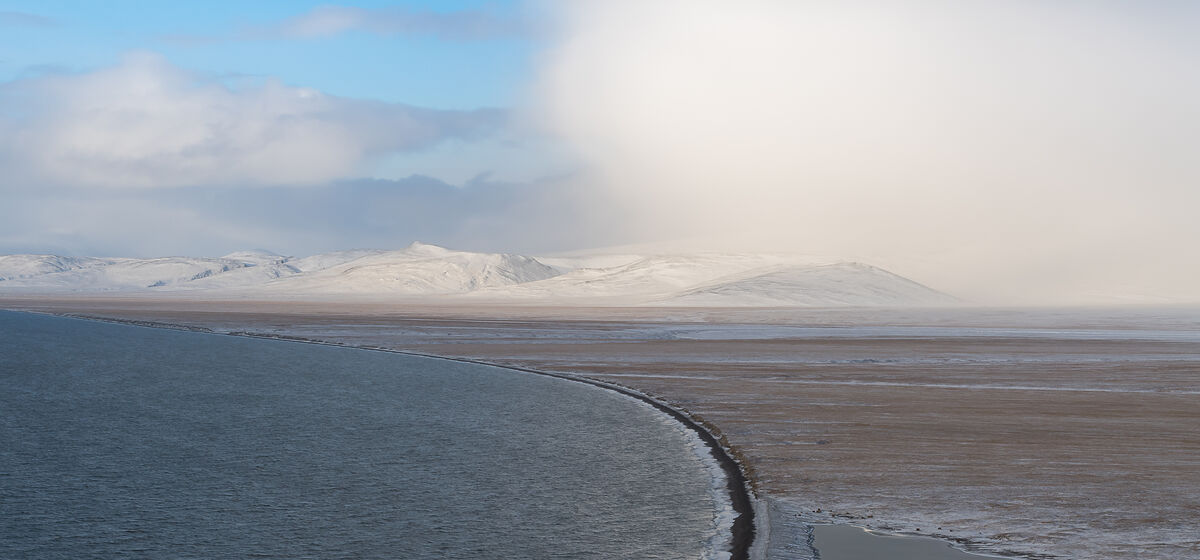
top-left (0, 52), bottom-right (502, 189)
top-left (0, 175), bottom-right (616, 258)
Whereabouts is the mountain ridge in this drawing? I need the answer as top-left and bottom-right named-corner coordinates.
top-left (0, 243), bottom-right (953, 306)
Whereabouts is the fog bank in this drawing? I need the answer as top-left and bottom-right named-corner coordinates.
top-left (536, 1), bottom-right (1200, 304)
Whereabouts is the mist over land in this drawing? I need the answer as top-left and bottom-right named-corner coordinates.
top-left (535, 2), bottom-right (1200, 305)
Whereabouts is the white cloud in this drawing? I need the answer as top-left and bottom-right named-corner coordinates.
top-left (536, 1), bottom-right (1200, 303)
top-left (0, 52), bottom-right (502, 188)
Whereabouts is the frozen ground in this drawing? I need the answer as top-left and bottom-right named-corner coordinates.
top-left (3, 299), bottom-right (1198, 559)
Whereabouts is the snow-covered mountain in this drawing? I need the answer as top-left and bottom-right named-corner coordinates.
top-left (0, 254), bottom-right (114, 281)
top-left (0, 243), bottom-right (561, 296)
top-left (0, 243), bottom-right (953, 306)
top-left (659, 262), bottom-right (954, 306)
top-left (0, 254), bottom-right (259, 291)
top-left (470, 253), bottom-right (953, 306)
top-left (473, 253), bottom-right (804, 302)
top-left (250, 243), bottom-right (560, 295)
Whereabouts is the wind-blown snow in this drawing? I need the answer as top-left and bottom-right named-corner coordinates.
top-left (0, 243), bottom-right (953, 306)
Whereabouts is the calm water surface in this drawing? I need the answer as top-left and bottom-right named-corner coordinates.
top-left (0, 311), bottom-right (724, 559)
top-left (811, 525), bottom-right (1005, 560)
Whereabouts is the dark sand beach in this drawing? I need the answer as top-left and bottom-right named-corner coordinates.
top-left (4, 296), bottom-right (1199, 559)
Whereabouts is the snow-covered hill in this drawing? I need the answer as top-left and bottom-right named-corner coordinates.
top-left (251, 243), bottom-right (560, 295)
top-left (473, 253), bottom-right (809, 303)
top-left (179, 251), bottom-right (302, 290)
top-left (0, 254), bottom-right (113, 281)
top-left (659, 262), bottom-right (954, 307)
top-left (0, 255), bottom-right (258, 291)
top-left (470, 253), bottom-right (952, 306)
top-left (0, 243), bottom-right (953, 306)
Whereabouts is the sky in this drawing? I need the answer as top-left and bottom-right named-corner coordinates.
top-left (2, 1), bottom-right (1199, 304)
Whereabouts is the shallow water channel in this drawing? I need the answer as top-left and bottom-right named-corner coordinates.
top-left (812, 524), bottom-right (1006, 560)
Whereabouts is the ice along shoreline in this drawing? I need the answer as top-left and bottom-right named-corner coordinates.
top-left (40, 311), bottom-right (760, 560)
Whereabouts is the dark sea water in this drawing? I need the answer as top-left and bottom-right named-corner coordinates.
top-left (0, 311), bottom-right (726, 559)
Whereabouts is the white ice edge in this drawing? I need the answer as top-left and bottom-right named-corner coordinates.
top-left (785, 503), bottom-right (1052, 560)
top-left (757, 379), bottom-right (1200, 395)
top-left (618, 393), bottom-right (739, 560)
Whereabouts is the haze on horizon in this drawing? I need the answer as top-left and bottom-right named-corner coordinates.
top-left (1, 1), bottom-right (1197, 305)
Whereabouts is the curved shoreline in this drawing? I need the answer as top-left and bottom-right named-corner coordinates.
top-left (388, 348), bottom-right (759, 560)
top-left (42, 312), bottom-right (758, 560)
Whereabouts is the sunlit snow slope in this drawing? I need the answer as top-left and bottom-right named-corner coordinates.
top-left (253, 243), bottom-right (560, 295)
